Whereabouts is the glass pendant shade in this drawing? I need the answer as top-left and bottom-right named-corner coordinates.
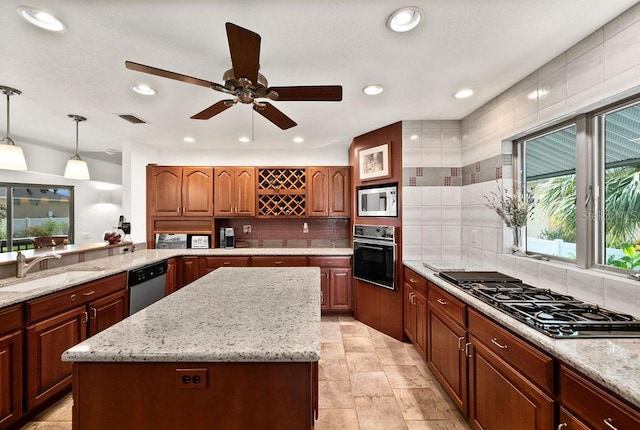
top-left (64, 158), bottom-right (90, 180)
top-left (0, 85), bottom-right (28, 171)
top-left (0, 143), bottom-right (27, 170)
top-left (64, 114), bottom-right (90, 180)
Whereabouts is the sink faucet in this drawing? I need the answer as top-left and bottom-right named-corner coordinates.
top-left (16, 251), bottom-right (62, 278)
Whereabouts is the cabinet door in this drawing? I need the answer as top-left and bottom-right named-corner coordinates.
top-left (251, 256), bottom-right (308, 267)
top-left (181, 257), bottom-right (201, 286)
top-left (428, 305), bottom-right (467, 415)
top-left (308, 167), bottom-right (329, 217)
top-left (88, 290), bottom-right (127, 336)
top-left (468, 336), bottom-right (554, 430)
top-left (182, 167), bottom-right (213, 216)
top-left (149, 166), bottom-right (182, 216)
top-left (558, 407), bottom-right (591, 430)
top-left (0, 330), bottom-right (22, 428)
top-left (234, 167), bottom-right (255, 216)
top-left (320, 269), bottom-right (330, 311)
top-left (26, 306), bottom-right (87, 410)
top-left (328, 167), bottom-right (350, 217)
top-left (165, 258), bottom-right (178, 296)
top-left (404, 283), bottom-right (416, 342)
top-left (329, 268), bottom-right (352, 311)
top-left (201, 257), bottom-right (251, 274)
top-left (214, 167), bottom-right (235, 217)
top-left (414, 292), bottom-right (427, 358)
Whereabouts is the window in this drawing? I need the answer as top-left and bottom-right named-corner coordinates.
top-left (597, 101), bottom-right (640, 271)
top-left (0, 183), bottom-right (74, 253)
top-left (523, 124), bottom-right (577, 260)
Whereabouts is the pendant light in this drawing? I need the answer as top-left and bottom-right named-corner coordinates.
top-left (64, 114), bottom-right (90, 180)
top-left (0, 86), bottom-right (27, 171)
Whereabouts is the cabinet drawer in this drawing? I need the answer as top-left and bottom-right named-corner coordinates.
top-left (468, 308), bottom-right (554, 393)
top-left (560, 365), bottom-right (640, 430)
top-left (26, 273), bottom-right (127, 323)
top-left (404, 267), bottom-right (427, 296)
top-left (251, 256), bottom-right (308, 267)
top-left (428, 282), bottom-right (465, 327)
top-left (0, 304), bottom-right (23, 334)
top-left (202, 257), bottom-right (250, 271)
top-left (308, 256), bottom-right (351, 268)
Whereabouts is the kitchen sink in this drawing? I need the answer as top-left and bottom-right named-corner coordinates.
top-left (1, 271), bottom-right (102, 292)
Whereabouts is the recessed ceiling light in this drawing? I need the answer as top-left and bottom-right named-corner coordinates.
top-left (104, 148), bottom-right (119, 155)
top-left (362, 84), bottom-right (384, 96)
top-left (527, 89), bottom-right (549, 100)
top-left (183, 137), bottom-right (195, 143)
top-left (409, 134), bottom-right (420, 140)
top-left (387, 7), bottom-right (423, 32)
top-left (239, 136), bottom-right (250, 143)
top-left (17, 6), bottom-right (65, 32)
top-left (132, 84), bottom-right (156, 96)
top-left (293, 137), bottom-right (304, 143)
top-left (453, 89), bottom-right (474, 99)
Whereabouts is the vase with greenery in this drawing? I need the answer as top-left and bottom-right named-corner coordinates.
top-left (484, 183), bottom-right (533, 255)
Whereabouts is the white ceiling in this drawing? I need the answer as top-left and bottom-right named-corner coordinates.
top-left (1, 0), bottom-right (638, 164)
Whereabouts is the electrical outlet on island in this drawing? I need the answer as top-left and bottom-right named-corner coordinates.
top-left (243, 225), bottom-right (252, 234)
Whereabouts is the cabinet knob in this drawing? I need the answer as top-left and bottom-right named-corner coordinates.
top-left (491, 338), bottom-right (508, 349)
top-left (70, 294), bottom-right (77, 302)
top-left (603, 418), bottom-right (618, 430)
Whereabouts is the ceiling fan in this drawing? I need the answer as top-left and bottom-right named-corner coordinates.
top-left (125, 22), bottom-right (342, 130)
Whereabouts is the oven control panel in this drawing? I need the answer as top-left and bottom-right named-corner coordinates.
top-left (353, 224), bottom-right (395, 241)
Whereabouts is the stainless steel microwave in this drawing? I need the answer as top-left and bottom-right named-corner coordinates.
top-left (357, 184), bottom-right (398, 217)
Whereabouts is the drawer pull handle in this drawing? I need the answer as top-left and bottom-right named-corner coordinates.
top-left (437, 298), bottom-right (447, 305)
top-left (82, 290), bottom-right (96, 296)
top-left (409, 278), bottom-right (417, 283)
top-left (223, 262), bottom-right (231, 265)
top-left (70, 294), bottom-right (77, 302)
top-left (491, 338), bottom-right (508, 349)
top-left (557, 424), bottom-right (567, 430)
top-left (464, 342), bottom-right (472, 358)
top-left (92, 308), bottom-right (97, 319)
top-left (457, 336), bottom-right (465, 351)
top-left (604, 418), bottom-right (618, 430)
top-left (274, 261), bottom-right (283, 265)
top-left (82, 311), bottom-right (88, 324)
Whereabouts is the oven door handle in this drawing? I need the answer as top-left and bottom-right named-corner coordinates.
top-left (357, 245), bottom-right (386, 252)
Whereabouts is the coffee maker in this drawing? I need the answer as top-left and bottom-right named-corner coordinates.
top-left (219, 228), bottom-right (235, 248)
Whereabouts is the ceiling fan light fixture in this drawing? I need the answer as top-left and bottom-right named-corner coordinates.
top-left (17, 6), bottom-right (65, 32)
top-left (387, 7), bottom-right (423, 32)
top-left (64, 114), bottom-right (90, 180)
top-left (453, 88), bottom-right (474, 99)
top-left (0, 86), bottom-right (27, 171)
top-left (362, 84), bottom-right (384, 96)
top-left (131, 84), bottom-right (156, 96)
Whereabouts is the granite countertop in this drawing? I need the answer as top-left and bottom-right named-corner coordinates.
top-left (405, 260), bottom-right (640, 409)
top-left (0, 247), bottom-right (352, 308)
top-left (62, 267), bottom-right (321, 363)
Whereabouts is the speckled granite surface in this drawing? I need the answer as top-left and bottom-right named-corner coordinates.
top-left (404, 260), bottom-right (640, 409)
top-left (0, 248), bottom-right (351, 308)
top-left (62, 267), bottom-right (321, 363)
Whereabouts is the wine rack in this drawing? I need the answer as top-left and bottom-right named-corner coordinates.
top-left (257, 168), bottom-right (307, 217)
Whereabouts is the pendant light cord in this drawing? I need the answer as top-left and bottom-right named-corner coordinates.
top-left (67, 114), bottom-right (87, 160)
top-left (2, 88), bottom-right (18, 145)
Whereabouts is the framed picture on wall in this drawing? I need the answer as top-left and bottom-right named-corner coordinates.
top-left (358, 143), bottom-right (391, 181)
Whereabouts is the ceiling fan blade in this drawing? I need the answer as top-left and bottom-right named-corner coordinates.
top-left (125, 61), bottom-right (215, 89)
top-left (268, 86), bottom-right (343, 102)
top-left (253, 102), bottom-right (297, 130)
top-left (191, 100), bottom-right (235, 120)
top-left (225, 22), bottom-right (261, 85)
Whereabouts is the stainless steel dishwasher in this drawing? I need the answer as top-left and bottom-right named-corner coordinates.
top-left (128, 260), bottom-right (168, 315)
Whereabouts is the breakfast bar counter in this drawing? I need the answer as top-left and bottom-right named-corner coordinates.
top-left (62, 267), bottom-right (321, 429)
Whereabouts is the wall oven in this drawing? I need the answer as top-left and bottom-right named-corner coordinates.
top-left (353, 224), bottom-right (396, 290)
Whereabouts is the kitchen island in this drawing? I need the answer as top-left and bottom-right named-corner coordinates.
top-left (62, 266), bottom-right (321, 430)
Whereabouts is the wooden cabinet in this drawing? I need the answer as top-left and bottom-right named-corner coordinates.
top-left (165, 257), bottom-right (178, 296)
top-left (214, 167), bottom-right (255, 217)
top-left (558, 407), bottom-right (591, 430)
top-left (404, 267), bottom-right (427, 358)
top-left (148, 165), bottom-right (214, 217)
top-left (201, 256), bottom-right (250, 274)
top-left (256, 168), bottom-right (307, 217)
top-left (0, 305), bottom-right (23, 428)
top-left (251, 256), bottom-right (308, 267)
top-left (467, 309), bottom-right (554, 430)
top-left (25, 273), bottom-right (127, 410)
top-left (180, 257), bottom-right (201, 287)
top-left (308, 167), bottom-right (350, 217)
top-left (559, 365), bottom-right (640, 430)
top-left (310, 257), bottom-right (353, 312)
top-left (427, 281), bottom-right (467, 415)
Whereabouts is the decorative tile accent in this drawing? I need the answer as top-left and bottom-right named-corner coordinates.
top-left (471, 173), bottom-right (476, 184)
top-left (78, 253), bottom-right (86, 263)
top-left (451, 167), bottom-right (460, 177)
top-left (496, 167), bottom-right (503, 179)
top-left (444, 177), bottom-right (452, 186)
top-left (409, 177), bottom-right (417, 186)
top-left (416, 167), bottom-right (423, 177)
top-left (503, 154), bottom-right (513, 166)
top-left (475, 162), bottom-right (481, 172)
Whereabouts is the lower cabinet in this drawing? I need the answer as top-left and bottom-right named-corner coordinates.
top-left (180, 256), bottom-right (201, 287)
top-left (0, 329), bottom-right (22, 428)
top-left (308, 257), bottom-right (352, 312)
top-left (88, 290), bottom-right (128, 335)
top-left (165, 258), bottom-right (178, 295)
top-left (251, 256), bottom-right (308, 267)
top-left (559, 365), bottom-right (640, 429)
top-left (201, 256), bottom-right (250, 275)
top-left (427, 282), bottom-right (467, 415)
top-left (404, 268), bottom-right (427, 358)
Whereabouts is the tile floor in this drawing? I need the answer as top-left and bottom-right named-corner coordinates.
top-left (20, 316), bottom-right (470, 430)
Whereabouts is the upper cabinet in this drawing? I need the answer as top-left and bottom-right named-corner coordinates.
top-left (148, 166), bottom-right (214, 217)
top-left (214, 167), bottom-right (255, 217)
top-left (308, 167), bottom-right (351, 218)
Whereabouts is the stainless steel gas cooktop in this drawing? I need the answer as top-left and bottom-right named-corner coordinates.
top-left (438, 271), bottom-right (640, 338)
